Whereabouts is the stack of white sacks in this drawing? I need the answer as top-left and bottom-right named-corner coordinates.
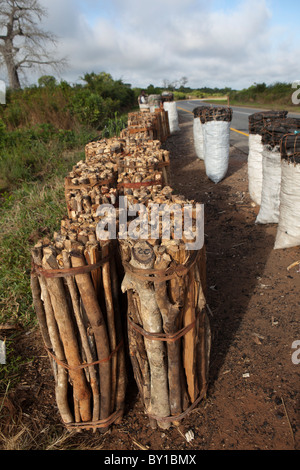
top-left (247, 111), bottom-right (288, 206)
top-left (247, 111), bottom-right (300, 249)
top-left (163, 101), bottom-right (180, 134)
top-left (274, 131), bottom-right (300, 249)
top-left (193, 106), bottom-right (233, 184)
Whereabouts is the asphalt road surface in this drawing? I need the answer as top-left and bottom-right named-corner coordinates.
top-left (176, 100), bottom-right (300, 155)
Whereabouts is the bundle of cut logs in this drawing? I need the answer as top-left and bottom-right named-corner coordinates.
top-left (64, 159), bottom-right (118, 221)
top-left (119, 192), bottom-right (210, 430)
top-left (121, 109), bottom-right (170, 143)
top-left (30, 104), bottom-right (210, 432)
top-left (85, 137), bottom-right (125, 164)
top-left (30, 228), bottom-right (126, 431)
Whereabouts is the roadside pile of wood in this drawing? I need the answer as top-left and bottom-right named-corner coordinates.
top-left (117, 145), bottom-right (170, 186)
top-left (121, 110), bottom-right (170, 143)
top-left (30, 101), bottom-right (211, 433)
top-left (119, 194), bottom-right (210, 430)
top-left (30, 232), bottom-right (126, 431)
top-left (65, 159), bottom-right (118, 220)
top-left (117, 167), bottom-right (164, 201)
top-left (85, 137), bottom-right (125, 164)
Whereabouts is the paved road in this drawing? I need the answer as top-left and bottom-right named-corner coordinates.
top-left (176, 100), bottom-right (300, 155)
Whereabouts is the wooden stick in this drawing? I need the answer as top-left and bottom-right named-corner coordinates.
top-left (194, 262), bottom-right (210, 395)
top-left (121, 240), bottom-right (171, 429)
top-left (100, 240), bottom-right (118, 413)
top-left (153, 246), bottom-right (182, 422)
top-left (61, 249), bottom-right (100, 423)
top-left (30, 272), bottom-right (52, 350)
top-left (108, 243), bottom-right (127, 422)
top-left (128, 290), bottom-right (151, 410)
top-left (42, 245), bottom-right (92, 423)
top-left (69, 245), bottom-right (111, 421)
top-left (182, 260), bottom-right (199, 404)
top-left (31, 244), bottom-right (73, 425)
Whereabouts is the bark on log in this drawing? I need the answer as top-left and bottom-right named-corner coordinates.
top-left (42, 246), bottom-right (92, 423)
top-left (69, 246), bottom-right (111, 421)
top-left (153, 246), bottom-right (182, 421)
top-left (121, 240), bottom-right (171, 429)
top-left (61, 249), bottom-right (100, 422)
top-left (31, 244), bottom-right (73, 424)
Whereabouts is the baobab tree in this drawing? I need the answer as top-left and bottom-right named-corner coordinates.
top-left (0, 0), bottom-right (67, 89)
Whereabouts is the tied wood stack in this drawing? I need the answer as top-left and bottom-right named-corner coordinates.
top-left (30, 220), bottom-right (126, 431)
top-left (30, 101), bottom-right (210, 432)
top-left (118, 192), bottom-right (210, 430)
top-left (85, 137), bottom-right (125, 164)
top-left (117, 144), bottom-right (170, 187)
top-left (121, 110), bottom-right (170, 143)
top-left (64, 158), bottom-right (118, 221)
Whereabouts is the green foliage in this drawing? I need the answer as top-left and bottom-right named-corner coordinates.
top-left (80, 72), bottom-right (135, 111)
top-left (101, 112), bottom-right (128, 138)
top-left (173, 91), bottom-right (187, 101)
top-left (0, 119), bottom-right (6, 146)
top-left (70, 88), bottom-right (118, 129)
top-left (228, 81), bottom-right (297, 109)
top-left (38, 75), bottom-right (57, 88)
top-left (0, 72), bottom-right (135, 131)
top-left (0, 178), bottom-right (70, 327)
top-left (0, 71), bottom-right (137, 190)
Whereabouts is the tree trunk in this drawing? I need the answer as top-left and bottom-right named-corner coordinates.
top-left (4, 54), bottom-right (21, 90)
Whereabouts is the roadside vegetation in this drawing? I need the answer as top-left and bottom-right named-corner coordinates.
top-left (138, 81), bottom-right (300, 113)
top-left (0, 73), bottom-right (136, 403)
top-left (188, 82), bottom-right (300, 113)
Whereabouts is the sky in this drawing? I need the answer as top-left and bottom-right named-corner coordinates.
top-left (3, 0), bottom-right (300, 90)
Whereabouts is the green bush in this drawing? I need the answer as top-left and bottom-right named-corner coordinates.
top-left (102, 112), bottom-right (128, 138)
top-left (173, 91), bottom-right (187, 100)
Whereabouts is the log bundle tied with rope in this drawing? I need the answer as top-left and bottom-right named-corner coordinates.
top-left (30, 104), bottom-right (211, 433)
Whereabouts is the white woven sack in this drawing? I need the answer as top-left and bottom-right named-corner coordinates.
top-left (256, 147), bottom-right (281, 224)
top-left (163, 102), bottom-right (180, 133)
top-left (203, 120), bottom-right (230, 183)
top-left (193, 117), bottom-right (204, 160)
top-left (274, 159), bottom-right (300, 249)
top-left (248, 134), bottom-right (263, 205)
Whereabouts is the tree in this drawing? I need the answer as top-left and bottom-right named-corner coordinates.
top-left (0, 0), bottom-right (67, 89)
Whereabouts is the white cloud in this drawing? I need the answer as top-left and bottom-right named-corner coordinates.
top-left (20, 0), bottom-right (300, 89)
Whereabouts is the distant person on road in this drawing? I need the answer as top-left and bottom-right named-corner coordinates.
top-left (138, 90), bottom-right (149, 110)
top-left (138, 90), bottom-right (148, 104)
